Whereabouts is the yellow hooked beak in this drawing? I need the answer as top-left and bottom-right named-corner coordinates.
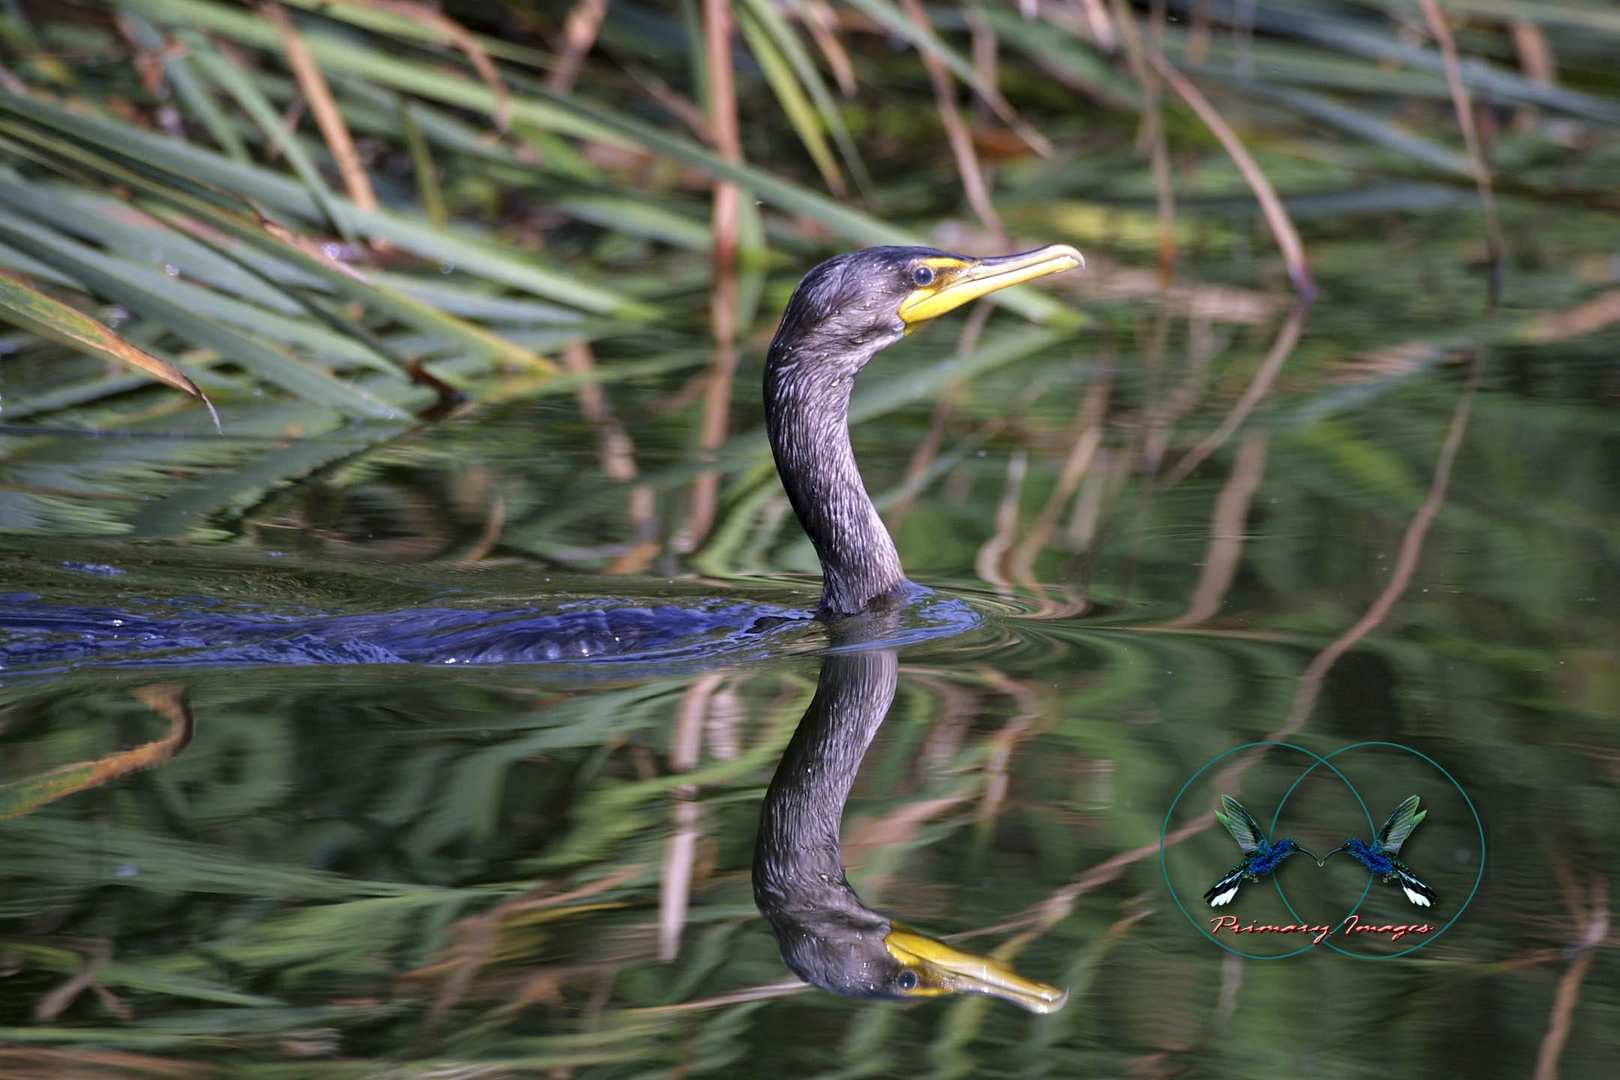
top-left (897, 244), bottom-right (1084, 327)
top-left (884, 927), bottom-right (1069, 1014)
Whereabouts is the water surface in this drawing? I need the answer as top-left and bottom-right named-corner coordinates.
top-left (2, 210), bottom-right (1618, 1077)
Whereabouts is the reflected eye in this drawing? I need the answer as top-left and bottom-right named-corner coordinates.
top-left (896, 970), bottom-right (919, 991)
top-left (911, 265), bottom-right (935, 286)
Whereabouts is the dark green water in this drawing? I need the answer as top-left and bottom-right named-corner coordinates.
top-left (3, 218), bottom-right (1618, 1077)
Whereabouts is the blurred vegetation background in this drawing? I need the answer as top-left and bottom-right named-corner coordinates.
top-left (1, 0), bottom-right (1617, 475)
top-left (1, 1), bottom-right (1619, 1077)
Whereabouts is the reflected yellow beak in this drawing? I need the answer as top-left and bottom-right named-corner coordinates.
top-left (897, 244), bottom-right (1084, 327)
top-left (885, 927), bottom-right (1068, 1014)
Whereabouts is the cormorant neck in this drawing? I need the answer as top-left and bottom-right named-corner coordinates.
top-left (765, 335), bottom-right (906, 617)
top-left (753, 649), bottom-right (899, 925)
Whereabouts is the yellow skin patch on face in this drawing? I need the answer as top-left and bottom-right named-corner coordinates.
top-left (883, 927), bottom-right (1069, 1013)
top-left (898, 245), bottom-right (1083, 329)
top-left (898, 257), bottom-right (971, 330)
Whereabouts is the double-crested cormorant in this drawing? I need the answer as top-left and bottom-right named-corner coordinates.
top-left (754, 637), bottom-right (1067, 1012)
top-left (766, 244), bottom-right (1083, 617)
top-left (0, 245), bottom-right (1081, 668)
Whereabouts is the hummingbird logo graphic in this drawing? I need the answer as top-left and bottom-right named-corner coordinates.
top-left (1201, 793), bottom-right (1438, 909)
top-left (1202, 795), bottom-right (1316, 907)
top-left (1320, 795), bottom-right (1437, 908)
top-left (1165, 740), bottom-right (1481, 960)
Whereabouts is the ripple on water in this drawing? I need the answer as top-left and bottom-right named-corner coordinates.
top-left (0, 579), bottom-right (996, 678)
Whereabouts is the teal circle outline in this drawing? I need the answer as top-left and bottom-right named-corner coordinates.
top-left (1159, 741), bottom-right (1375, 959)
top-left (1270, 740), bottom-right (1485, 959)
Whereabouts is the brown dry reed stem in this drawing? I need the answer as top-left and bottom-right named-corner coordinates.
top-left (968, 7), bottom-right (997, 128)
top-left (1043, 696), bottom-right (1321, 926)
top-left (0, 683), bottom-right (193, 822)
top-left (1141, 314), bottom-right (1221, 470)
top-left (1509, 19), bottom-right (1556, 132)
top-left (887, 386), bottom-right (957, 529)
top-left (842, 797), bottom-right (971, 904)
top-left (909, 670), bottom-right (977, 770)
top-left (887, 300), bottom-right (997, 528)
top-left (1145, 49), bottom-right (1315, 299)
top-left (992, 698), bottom-right (1342, 938)
top-left (1520, 289), bottom-right (1620, 344)
top-left (1534, 874), bottom-right (1609, 1080)
top-left (1065, 445), bottom-right (1114, 550)
top-left (449, 466), bottom-right (507, 564)
top-left (1076, 0), bottom-right (1117, 50)
top-left (1510, 19), bottom-right (1557, 85)
top-left (339, 0), bottom-right (511, 131)
top-left (1009, 379), bottom-right (1111, 615)
top-left (624, 63), bottom-right (714, 142)
top-left (123, 17), bottom-right (173, 97)
top-left (1145, 0), bottom-right (1178, 283)
top-left (681, 0), bottom-right (745, 553)
top-left (1534, 942), bottom-right (1601, 1080)
top-left (628, 980), bottom-right (808, 1014)
top-left (260, 94), bottom-right (305, 167)
top-left (547, 0), bottom-right (610, 94)
top-left (0, 59), bottom-right (29, 96)
top-left (1166, 430), bottom-right (1267, 628)
top-left (973, 669), bottom-right (1042, 825)
top-left (660, 673), bottom-right (720, 962)
top-left (830, 0), bottom-right (1049, 156)
top-left (418, 865), bottom-right (640, 1025)
top-left (558, 342), bottom-right (657, 568)
top-left (1215, 949), bottom-right (1243, 1025)
top-left (0, 1048), bottom-right (206, 1079)
top-left (900, 0), bottom-right (1005, 241)
top-left (561, 342), bottom-right (638, 484)
top-left (1418, 0), bottom-right (1504, 301)
top-left (1110, 0), bottom-right (1177, 284)
top-left (975, 817), bottom-right (1210, 939)
top-left (1165, 302), bottom-right (1307, 485)
top-left (798, 0), bottom-right (857, 97)
top-left (682, 336), bottom-right (738, 558)
top-left (1186, 0), bottom-right (1215, 65)
top-left (952, 291), bottom-right (993, 357)
top-left (887, 282), bottom-right (994, 528)
top-left (265, 2), bottom-right (377, 218)
top-left (33, 941), bottom-right (129, 1022)
top-left (975, 450), bottom-right (1028, 595)
top-left (1278, 353), bottom-right (1481, 734)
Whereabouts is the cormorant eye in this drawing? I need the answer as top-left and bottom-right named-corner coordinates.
top-left (911, 265), bottom-right (935, 287)
top-left (896, 970), bottom-right (919, 991)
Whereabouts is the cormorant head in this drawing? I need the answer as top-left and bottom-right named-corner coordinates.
top-left (767, 906), bottom-right (1068, 1014)
top-left (768, 244), bottom-right (1083, 375)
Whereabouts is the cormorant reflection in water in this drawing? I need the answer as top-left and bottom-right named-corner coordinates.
top-left (6, 644), bottom-right (1065, 1011)
top-left (753, 637), bottom-right (1066, 1012)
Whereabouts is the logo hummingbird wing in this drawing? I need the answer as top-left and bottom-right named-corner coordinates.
top-left (1374, 796), bottom-right (1435, 907)
top-left (1214, 795), bottom-right (1266, 854)
top-left (1204, 796), bottom-right (1266, 907)
top-left (1391, 863), bottom-right (1437, 908)
top-left (1375, 795), bottom-right (1427, 856)
top-left (1203, 863), bottom-right (1249, 908)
